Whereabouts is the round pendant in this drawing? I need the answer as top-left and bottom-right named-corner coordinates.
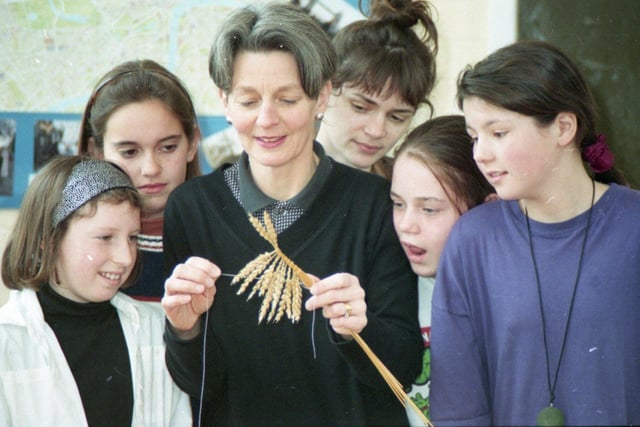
top-left (537, 405), bottom-right (565, 426)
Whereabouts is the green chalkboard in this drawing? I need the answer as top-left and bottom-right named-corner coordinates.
top-left (519, 0), bottom-right (640, 187)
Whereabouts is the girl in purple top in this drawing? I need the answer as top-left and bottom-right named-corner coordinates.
top-left (430, 40), bottom-right (640, 426)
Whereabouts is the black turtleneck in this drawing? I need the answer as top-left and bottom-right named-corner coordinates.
top-left (37, 284), bottom-right (133, 427)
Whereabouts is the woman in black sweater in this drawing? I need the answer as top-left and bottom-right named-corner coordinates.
top-left (161, 3), bottom-right (421, 426)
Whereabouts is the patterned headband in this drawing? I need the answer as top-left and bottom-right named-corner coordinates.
top-left (52, 159), bottom-right (135, 228)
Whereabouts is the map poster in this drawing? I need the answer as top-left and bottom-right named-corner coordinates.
top-left (0, 0), bottom-right (360, 207)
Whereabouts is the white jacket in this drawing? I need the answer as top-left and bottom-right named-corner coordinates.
top-left (0, 289), bottom-right (192, 427)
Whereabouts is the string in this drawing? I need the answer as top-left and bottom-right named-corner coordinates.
top-left (247, 210), bottom-right (431, 425)
top-left (223, 211), bottom-right (431, 425)
top-left (197, 295), bottom-right (211, 427)
top-left (525, 179), bottom-right (595, 407)
top-left (309, 291), bottom-right (317, 359)
top-left (226, 274), bottom-right (316, 357)
top-left (295, 272), bottom-right (431, 426)
top-left (197, 271), bottom-right (319, 427)
top-left (198, 273), bottom-right (233, 427)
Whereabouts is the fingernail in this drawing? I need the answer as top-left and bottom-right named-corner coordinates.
top-left (305, 296), bottom-right (315, 310)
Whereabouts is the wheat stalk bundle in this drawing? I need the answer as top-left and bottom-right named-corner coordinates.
top-left (232, 211), bottom-right (433, 426)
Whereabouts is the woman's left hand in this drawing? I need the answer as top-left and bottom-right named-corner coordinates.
top-left (304, 272), bottom-right (367, 338)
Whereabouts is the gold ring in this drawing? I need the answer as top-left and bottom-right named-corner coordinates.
top-left (344, 302), bottom-right (352, 318)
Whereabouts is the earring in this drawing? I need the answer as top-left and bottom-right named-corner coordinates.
top-left (315, 112), bottom-right (324, 121)
top-left (226, 117), bottom-right (232, 125)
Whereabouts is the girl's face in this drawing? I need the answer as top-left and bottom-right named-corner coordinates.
top-left (319, 85), bottom-right (415, 171)
top-left (463, 96), bottom-right (559, 201)
top-left (100, 99), bottom-right (198, 220)
top-left (391, 154), bottom-right (462, 277)
top-left (53, 201), bottom-right (140, 303)
top-left (223, 51), bottom-right (329, 172)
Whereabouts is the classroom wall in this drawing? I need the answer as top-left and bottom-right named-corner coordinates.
top-left (518, 0), bottom-right (640, 188)
top-left (424, 0), bottom-right (517, 117)
top-left (0, 0), bottom-right (515, 307)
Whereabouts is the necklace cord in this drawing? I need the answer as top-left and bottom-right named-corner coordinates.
top-left (525, 180), bottom-right (595, 405)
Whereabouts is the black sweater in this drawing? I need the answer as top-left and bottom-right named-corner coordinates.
top-left (164, 160), bottom-right (421, 426)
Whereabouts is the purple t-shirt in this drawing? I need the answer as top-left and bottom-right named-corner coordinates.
top-left (431, 183), bottom-right (640, 426)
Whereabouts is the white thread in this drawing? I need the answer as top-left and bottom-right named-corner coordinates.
top-left (196, 273), bottom-right (232, 425)
top-left (197, 294), bottom-right (210, 427)
top-left (195, 273), bottom-right (317, 427)
top-left (309, 291), bottom-right (317, 359)
top-left (311, 308), bottom-right (317, 359)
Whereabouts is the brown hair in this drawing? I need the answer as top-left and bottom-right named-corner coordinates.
top-left (394, 115), bottom-right (494, 214)
top-left (78, 59), bottom-right (201, 179)
top-left (457, 40), bottom-right (627, 185)
top-left (2, 156), bottom-right (142, 291)
top-left (331, 0), bottom-right (438, 113)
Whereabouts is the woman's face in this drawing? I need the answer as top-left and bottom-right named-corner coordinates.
top-left (391, 154), bottom-right (462, 277)
top-left (53, 201), bottom-right (140, 303)
top-left (223, 50), bottom-right (329, 172)
top-left (100, 99), bottom-right (199, 220)
top-left (318, 84), bottom-right (415, 171)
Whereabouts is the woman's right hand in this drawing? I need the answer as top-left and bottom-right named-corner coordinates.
top-left (162, 256), bottom-right (220, 337)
